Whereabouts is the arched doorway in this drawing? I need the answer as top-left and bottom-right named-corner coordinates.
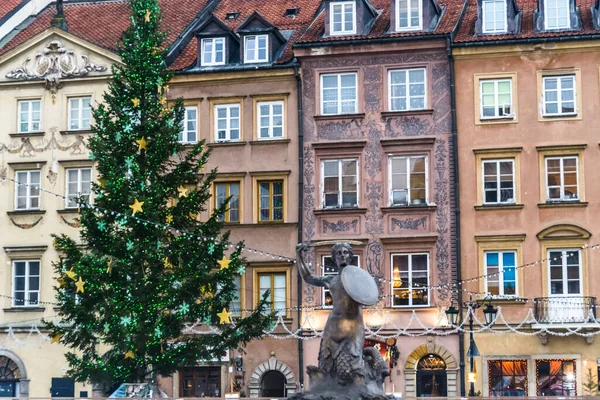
top-left (260, 370), bottom-right (286, 397)
top-left (0, 356), bottom-right (21, 397)
top-left (404, 342), bottom-right (458, 397)
top-left (416, 354), bottom-right (447, 397)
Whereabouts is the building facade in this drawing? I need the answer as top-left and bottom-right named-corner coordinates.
top-left (294, 0), bottom-right (463, 396)
top-left (454, 0), bottom-right (600, 396)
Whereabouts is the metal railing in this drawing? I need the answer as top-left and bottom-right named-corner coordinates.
top-left (533, 296), bottom-right (596, 323)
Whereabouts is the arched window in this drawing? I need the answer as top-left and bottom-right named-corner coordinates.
top-left (0, 356), bottom-right (21, 397)
top-left (260, 370), bottom-right (287, 398)
top-left (417, 354), bottom-right (446, 370)
top-left (417, 354), bottom-right (447, 397)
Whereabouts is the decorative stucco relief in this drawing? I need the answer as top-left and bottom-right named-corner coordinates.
top-left (0, 128), bottom-right (87, 157)
top-left (391, 216), bottom-right (427, 231)
top-left (322, 219), bottom-right (359, 233)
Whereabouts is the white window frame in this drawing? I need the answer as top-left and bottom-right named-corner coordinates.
top-left (544, 0), bottom-right (570, 30)
top-left (388, 155), bottom-right (429, 206)
top-left (65, 167), bottom-right (92, 209)
top-left (214, 104), bottom-right (241, 142)
top-left (320, 72), bottom-right (358, 115)
top-left (320, 158), bottom-right (359, 209)
top-left (395, 0), bottom-right (423, 31)
top-left (258, 272), bottom-right (287, 316)
top-left (480, 79), bottom-right (513, 119)
top-left (545, 156), bottom-right (579, 202)
top-left (12, 260), bottom-right (40, 307)
top-left (388, 68), bottom-right (427, 112)
top-left (330, 1), bottom-right (357, 35)
top-left (180, 106), bottom-right (198, 143)
top-left (68, 97), bottom-right (92, 131)
top-left (201, 37), bottom-right (226, 66)
top-left (482, 159), bottom-right (515, 205)
top-left (390, 253), bottom-right (430, 308)
top-left (257, 101), bottom-right (284, 140)
top-left (230, 275), bottom-right (242, 317)
top-left (542, 75), bottom-right (576, 116)
top-left (244, 35), bottom-right (269, 64)
top-left (321, 255), bottom-right (361, 309)
top-left (18, 99), bottom-right (41, 133)
top-left (548, 249), bottom-right (582, 296)
top-left (14, 170), bottom-right (41, 211)
top-left (484, 250), bottom-right (518, 297)
top-left (482, 0), bottom-right (508, 33)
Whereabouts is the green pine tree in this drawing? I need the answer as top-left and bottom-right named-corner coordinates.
top-left (583, 368), bottom-right (598, 396)
top-left (45, 0), bottom-right (273, 386)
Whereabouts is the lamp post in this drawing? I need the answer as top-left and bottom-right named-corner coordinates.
top-left (446, 295), bottom-right (497, 397)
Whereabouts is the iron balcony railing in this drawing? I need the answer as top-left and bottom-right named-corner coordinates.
top-left (533, 296), bottom-right (596, 323)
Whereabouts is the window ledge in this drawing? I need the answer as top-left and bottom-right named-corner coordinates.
top-left (541, 113), bottom-right (578, 119)
top-left (57, 209), bottom-right (80, 214)
top-left (9, 132), bottom-right (44, 138)
top-left (314, 113), bottom-right (365, 121)
top-left (249, 139), bottom-right (291, 146)
top-left (476, 297), bottom-right (527, 305)
top-left (60, 129), bottom-right (93, 135)
top-left (381, 109), bottom-right (434, 118)
top-left (474, 204), bottom-right (524, 211)
top-left (381, 205), bottom-right (437, 213)
top-left (207, 141), bottom-right (247, 148)
top-left (313, 207), bottom-right (367, 216)
top-left (224, 222), bottom-right (297, 227)
top-left (3, 307), bottom-right (45, 312)
top-left (7, 210), bottom-right (46, 216)
top-left (538, 201), bottom-right (588, 208)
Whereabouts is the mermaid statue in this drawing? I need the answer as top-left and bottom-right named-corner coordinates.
top-left (292, 242), bottom-right (395, 400)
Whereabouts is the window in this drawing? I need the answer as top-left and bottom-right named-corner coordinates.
top-left (482, 0), bottom-right (507, 33)
top-left (230, 275), bottom-right (242, 317)
top-left (536, 359), bottom-right (576, 396)
top-left (68, 97), bottom-right (91, 131)
top-left (259, 272), bottom-right (286, 316)
top-left (65, 168), bottom-right (92, 209)
top-left (215, 182), bottom-right (240, 222)
top-left (545, 156), bottom-right (578, 201)
top-left (15, 170), bottom-right (41, 210)
top-left (485, 251), bottom-right (517, 297)
top-left (544, 0), bottom-right (570, 30)
top-left (548, 249), bottom-right (581, 296)
top-left (391, 253), bottom-right (429, 307)
top-left (481, 79), bottom-right (513, 119)
top-left (201, 37), bottom-right (225, 66)
top-left (543, 75), bottom-right (575, 116)
top-left (244, 35), bottom-right (268, 63)
top-left (330, 1), bottom-right (356, 35)
top-left (389, 156), bottom-right (427, 206)
top-left (258, 181), bottom-right (283, 222)
top-left (180, 106), bottom-right (198, 143)
top-left (214, 104), bottom-right (240, 142)
top-left (488, 360), bottom-right (528, 396)
top-left (13, 260), bottom-right (40, 307)
top-left (396, 0), bottom-right (422, 31)
top-left (321, 255), bottom-right (360, 308)
top-left (257, 101), bottom-right (284, 139)
top-left (482, 159), bottom-right (515, 204)
top-left (321, 72), bottom-right (357, 115)
top-left (389, 69), bottom-right (426, 111)
top-left (321, 159), bottom-right (358, 208)
top-left (18, 99), bottom-right (41, 133)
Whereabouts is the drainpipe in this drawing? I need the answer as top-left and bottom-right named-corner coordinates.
top-left (446, 37), bottom-right (465, 397)
top-left (294, 63), bottom-right (305, 391)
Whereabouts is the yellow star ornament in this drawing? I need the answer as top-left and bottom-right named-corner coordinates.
top-left (163, 257), bottom-right (173, 269)
top-left (125, 350), bottom-right (135, 359)
top-left (217, 256), bottom-right (231, 270)
top-left (65, 268), bottom-right (77, 280)
top-left (51, 333), bottom-right (63, 344)
top-left (57, 277), bottom-right (66, 288)
top-left (166, 214), bottom-right (173, 224)
top-left (129, 199), bottom-right (144, 215)
top-left (75, 277), bottom-right (86, 293)
top-left (144, 9), bottom-right (151, 22)
top-left (106, 259), bottom-right (113, 273)
top-left (132, 98), bottom-right (140, 107)
top-left (217, 308), bottom-right (232, 325)
top-left (136, 136), bottom-right (148, 151)
top-left (177, 185), bottom-right (188, 197)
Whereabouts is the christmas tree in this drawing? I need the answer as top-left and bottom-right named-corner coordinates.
top-left (45, 0), bottom-right (273, 386)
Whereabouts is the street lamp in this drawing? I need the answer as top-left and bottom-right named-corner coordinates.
top-left (446, 295), bottom-right (497, 397)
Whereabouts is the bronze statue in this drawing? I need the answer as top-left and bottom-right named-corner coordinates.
top-left (293, 242), bottom-right (394, 400)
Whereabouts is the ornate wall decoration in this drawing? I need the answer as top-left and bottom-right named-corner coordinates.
top-left (366, 240), bottom-right (383, 294)
top-left (0, 127), bottom-right (89, 158)
top-left (433, 139), bottom-right (450, 302)
top-left (365, 182), bottom-right (383, 234)
top-left (391, 216), bottom-right (427, 231)
top-left (9, 216), bottom-right (43, 229)
top-left (6, 40), bottom-right (107, 101)
top-left (322, 219), bottom-right (358, 233)
top-left (60, 215), bottom-right (81, 228)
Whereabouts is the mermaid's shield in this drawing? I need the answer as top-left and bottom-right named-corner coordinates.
top-left (341, 265), bottom-right (379, 306)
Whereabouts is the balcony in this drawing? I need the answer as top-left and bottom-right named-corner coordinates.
top-left (533, 296), bottom-right (596, 324)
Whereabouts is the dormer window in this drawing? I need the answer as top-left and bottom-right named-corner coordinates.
top-left (396, 0), bottom-right (422, 31)
top-left (330, 1), bottom-right (356, 35)
top-left (545, 0), bottom-right (569, 29)
top-left (201, 38), bottom-right (225, 66)
top-left (244, 35), bottom-right (268, 63)
top-left (482, 0), bottom-right (507, 33)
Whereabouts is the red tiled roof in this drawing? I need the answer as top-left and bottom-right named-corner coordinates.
top-left (454, 0), bottom-right (599, 43)
top-left (0, 0), bottom-right (23, 21)
top-left (0, 0), bottom-right (210, 56)
top-left (297, 0), bottom-right (464, 44)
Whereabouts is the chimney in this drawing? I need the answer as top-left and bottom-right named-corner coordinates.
top-left (51, 0), bottom-right (68, 31)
